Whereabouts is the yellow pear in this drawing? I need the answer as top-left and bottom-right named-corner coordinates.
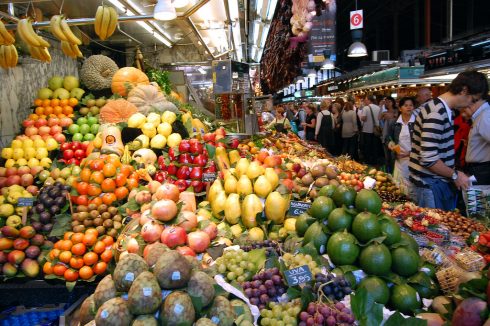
top-left (246, 161), bottom-right (264, 180)
top-left (248, 227), bottom-right (265, 241)
top-left (264, 168), bottom-right (279, 189)
top-left (211, 190), bottom-right (227, 218)
top-left (265, 191), bottom-right (290, 224)
top-left (241, 194), bottom-right (263, 228)
top-left (254, 175), bottom-right (272, 198)
top-left (230, 224), bottom-right (243, 238)
top-left (208, 179), bottom-right (223, 203)
top-left (224, 175), bottom-right (238, 194)
top-left (236, 175), bottom-right (253, 196)
top-left (228, 150), bottom-right (241, 165)
top-left (235, 158), bottom-right (250, 178)
top-left (224, 193), bottom-right (241, 225)
top-left (223, 168), bottom-right (236, 180)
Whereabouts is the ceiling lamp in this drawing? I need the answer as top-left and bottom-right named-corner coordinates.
top-left (347, 41), bottom-right (367, 57)
top-left (321, 58), bottom-right (335, 69)
top-left (307, 69), bottom-right (317, 77)
top-left (172, 0), bottom-right (189, 8)
top-left (154, 0), bottom-right (177, 21)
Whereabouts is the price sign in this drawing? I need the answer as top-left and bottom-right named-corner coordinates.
top-left (350, 10), bottom-right (363, 30)
top-left (17, 197), bottom-right (34, 207)
top-left (284, 265), bottom-right (313, 286)
top-left (288, 201), bottom-right (312, 216)
top-left (202, 172), bottom-right (218, 182)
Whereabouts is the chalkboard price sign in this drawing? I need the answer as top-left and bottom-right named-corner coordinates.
top-left (17, 197), bottom-right (34, 207)
top-left (284, 265), bottom-right (313, 286)
top-left (288, 201), bottom-right (311, 216)
top-left (202, 172), bottom-right (218, 182)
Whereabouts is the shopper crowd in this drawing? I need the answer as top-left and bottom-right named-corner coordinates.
top-left (266, 70), bottom-right (490, 212)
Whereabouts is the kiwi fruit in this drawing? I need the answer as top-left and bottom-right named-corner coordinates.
top-left (113, 221), bottom-right (122, 230)
top-left (96, 226), bottom-right (106, 235)
top-left (88, 204), bottom-right (98, 211)
top-left (103, 220), bottom-right (113, 228)
top-left (108, 207), bottom-right (118, 216)
top-left (83, 219), bottom-right (94, 227)
top-left (71, 220), bottom-right (80, 227)
top-left (76, 205), bottom-right (88, 213)
top-left (101, 212), bottom-right (111, 220)
top-left (107, 229), bottom-right (117, 238)
top-left (98, 204), bottom-right (108, 213)
top-left (93, 218), bottom-right (103, 226)
top-left (113, 215), bottom-right (122, 222)
top-left (79, 212), bottom-right (90, 221)
top-left (73, 225), bottom-right (85, 233)
top-left (90, 210), bottom-right (100, 219)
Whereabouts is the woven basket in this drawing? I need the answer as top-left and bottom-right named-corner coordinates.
top-left (454, 249), bottom-right (485, 272)
top-left (436, 266), bottom-right (464, 294)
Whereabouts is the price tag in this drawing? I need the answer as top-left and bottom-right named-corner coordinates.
top-left (284, 265), bottom-right (313, 286)
top-left (288, 201), bottom-right (311, 216)
top-left (17, 197), bottom-right (34, 207)
top-left (202, 172), bottom-right (218, 182)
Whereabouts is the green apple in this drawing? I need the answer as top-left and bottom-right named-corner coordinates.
top-left (87, 117), bottom-right (98, 126)
top-left (90, 124), bottom-right (100, 134)
top-left (63, 76), bottom-right (79, 91)
top-left (72, 133), bottom-right (83, 141)
top-left (77, 117), bottom-right (88, 126)
top-left (79, 124), bottom-right (91, 135)
top-left (52, 88), bottom-right (70, 99)
top-left (83, 133), bottom-right (95, 141)
top-left (69, 87), bottom-right (84, 99)
top-left (38, 88), bottom-right (53, 100)
top-left (68, 124), bottom-right (80, 135)
top-left (48, 76), bottom-right (63, 91)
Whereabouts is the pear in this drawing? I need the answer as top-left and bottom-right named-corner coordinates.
top-left (211, 191), bottom-right (227, 218)
top-left (246, 161), bottom-right (264, 180)
top-left (264, 168), bottom-right (279, 189)
top-left (224, 193), bottom-right (241, 225)
top-left (265, 191), bottom-right (290, 224)
top-left (235, 158), bottom-right (250, 178)
top-left (224, 175), bottom-right (238, 194)
top-left (208, 179), bottom-right (223, 203)
top-left (254, 175), bottom-right (272, 198)
top-left (241, 194), bottom-right (263, 228)
top-left (223, 168), bottom-right (236, 180)
top-left (236, 175), bottom-right (253, 196)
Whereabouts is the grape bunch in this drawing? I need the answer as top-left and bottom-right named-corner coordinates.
top-left (313, 273), bottom-right (352, 302)
top-left (241, 240), bottom-right (281, 257)
top-left (282, 253), bottom-right (322, 275)
top-left (215, 249), bottom-right (257, 282)
top-left (299, 302), bottom-right (355, 326)
top-left (242, 268), bottom-right (287, 309)
top-left (260, 300), bottom-right (302, 326)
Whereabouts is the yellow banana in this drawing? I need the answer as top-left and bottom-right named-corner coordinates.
top-left (49, 15), bottom-right (67, 41)
top-left (61, 41), bottom-right (75, 58)
top-left (19, 19), bottom-right (49, 48)
top-left (60, 17), bottom-right (81, 45)
top-left (0, 46), bottom-right (7, 68)
top-left (9, 45), bottom-right (18, 67)
top-left (3, 44), bottom-right (12, 67)
top-left (69, 43), bottom-right (83, 58)
top-left (28, 46), bottom-right (41, 60)
top-left (0, 20), bottom-right (15, 45)
top-left (106, 7), bottom-right (118, 39)
top-left (94, 6), bottom-right (104, 36)
top-left (39, 47), bottom-right (51, 62)
top-left (99, 7), bottom-right (110, 40)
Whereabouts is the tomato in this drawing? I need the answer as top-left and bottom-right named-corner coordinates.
top-left (120, 165), bottom-right (133, 177)
top-left (79, 266), bottom-right (94, 280)
top-left (102, 193), bottom-right (117, 205)
top-left (90, 171), bottom-right (105, 184)
top-left (76, 195), bottom-right (89, 206)
top-left (126, 178), bottom-right (138, 190)
top-left (83, 252), bottom-right (98, 265)
top-left (71, 243), bottom-right (87, 256)
top-left (64, 269), bottom-right (79, 282)
top-left (100, 250), bottom-right (113, 263)
top-left (93, 261), bottom-right (107, 275)
top-left (89, 159), bottom-right (105, 171)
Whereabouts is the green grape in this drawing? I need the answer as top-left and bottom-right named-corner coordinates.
top-left (227, 272), bottom-right (236, 280)
top-left (276, 320), bottom-right (285, 326)
top-left (237, 276), bottom-right (245, 283)
top-left (272, 306), bottom-right (282, 318)
top-left (283, 253), bottom-right (293, 261)
top-left (308, 262), bottom-right (317, 270)
top-left (266, 310), bottom-right (273, 318)
top-left (261, 309), bottom-right (269, 317)
top-left (240, 261), bottom-right (248, 268)
top-left (287, 307), bottom-right (296, 316)
top-left (218, 264), bottom-right (227, 274)
top-left (247, 262), bottom-right (255, 270)
top-left (261, 317), bottom-right (270, 326)
top-left (235, 267), bottom-right (244, 275)
top-left (270, 320), bottom-right (278, 326)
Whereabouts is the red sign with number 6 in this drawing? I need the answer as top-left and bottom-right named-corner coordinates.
top-left (350, 10), bottom-right (363, 29)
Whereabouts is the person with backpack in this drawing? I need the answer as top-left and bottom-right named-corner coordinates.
top-left (315, 99), bottom-right (335, 151)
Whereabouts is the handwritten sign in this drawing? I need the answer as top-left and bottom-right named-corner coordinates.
top-left (288, 201), bottom-right (311, 216)
top-left (284, 265), bottom-right (313, 286)
top-left (17, 197), bottom-right (34, 207)
top-left (202, 172), bottom-right (218, 182)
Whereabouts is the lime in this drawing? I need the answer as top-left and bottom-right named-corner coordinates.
top-left (332, 185), bottom-right (357, 207)
top-left (379, 214), bottom-right (401, 245)
top-left (309, 196), bottom-right (335, 220)
top-left (358, 276), bottom-right (390, 304)
top-left (359, 243), bottom-right (392, 276)
top-left (327, 231), bottom-right (360, 265)
top-left (83, 133), bottom-right (95, 141)
top-left (295, 213), bottom-right (315, 237)
top-left (391, 246), bottom-right (420, 277)
top-left (87, 116), bottom-right (98, 126)
top-left (389, 284), bottom-right (421, 313)
top-left (352, 212), bottom-right (381, 243)
top-left (303, 221), bottom-right (328, 254)
top-left (408, 272), bottom-right (439, 298)
top-left (328, 207), bottom-right (353, 232)
top-left (355, 189), bottom-right (382, 214)
top-left (318, 185), bottom-right (337, 197)
top-left (398, 232), bottom-right (419, 253)
top-left (90, 124), bottom-right (100, 134)
top-left (419, 263), bottom-right (436, 279)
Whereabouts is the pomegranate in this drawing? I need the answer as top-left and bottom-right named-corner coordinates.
top-left (176, 211), bottom-right (198, 232)
top-left (141, 220), bottom-right (163, 243)
top-left (147, 180), bottom-right (161, 194)
top-left (151, 200), bottom-right (178, 222)
top-left (160, 226), bottom-right (187, 248)
top-left (138, 210), bottom-right (152, 226)
top-left (201, 221), bottom-right (218, 240)
top-left (154, 183), bottom-right (180, 202)
top-left (187, 231), bottom-right (211, 253)
top-left (177, 246), bottom-right (196, 257)
top-left (126, 238), bottom-right (140, 253)
top-left (135, 190), bottom-right (152, 204)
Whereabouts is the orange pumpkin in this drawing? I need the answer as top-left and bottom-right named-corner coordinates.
top-left (111, 67), bottom-right (150, 97)
top-left (99, 99), bottom-right (138, 124)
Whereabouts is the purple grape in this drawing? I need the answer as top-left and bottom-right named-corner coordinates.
top-left (264, 280), bottom-right (274, 287)
top-left (299, 322), bottom-right (307, 326)
top-left (259, 294), bottom-right (269, 303)
top-left (250, 297), bottom-right (259, 306)
top-left (299, 312), bottom-right (309, 321)
top-left (267, 287), bottom-right (277, 297)
top-left (242, 281), bottom-right (251, 289)
top-left (277, 287), bottom-right (285, 295)
top-left (244, 288), bottom-right (253, 297)
top-left (271, 275), bottom-right (282, 285)
top-left (326, 315), bottom-right (336, 326)
top-left (252, 280), bottom-right (261, 288)
top-left (341, 308), bottom-right (351, 314)
top-left (314, 313), bottom-right (324, 324)
top-left (306, 317), bottom-right (315, 326)
top-left (307, 305), bottom-right (316, 315)
top-left (252, 274), bottom-right (260, 281)
top-left (335, 302), bottom-right (345, 310)
top-left (252, 289), bottom-right (260, 297)
top-left (271, 267), bottom-right (279, 275)
top-left (259, 285), bottom-right (267, 295)
top-left (264, 270), bottom-right (273, 279)
top-left (320, 306), bottom-right (331, 317)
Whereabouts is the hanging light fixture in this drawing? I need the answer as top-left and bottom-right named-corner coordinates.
top-left (347, 41), bottom-right (367, 57)
top-left (172, 0), bottom-right (189, 8)
top-left (321, 58), bottom-right (335, 69)
top-left (154, 0), bottom-right (177, 21)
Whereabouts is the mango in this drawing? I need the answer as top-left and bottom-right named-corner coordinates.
top-left (246, 161), bottom-right (264, 180)
top-left (228, 150), bottom-right (241, 165)
top-left (264, 168), bottom-right (279, 189)
top-left (265, 191), bottom-right (290, 224)
top-left (241, 194), bottom-right (263, 228)
top-left (254, 175), bottom-right (272, 198)
top-left (21, 258), bottom-right (39, 278)
top-left (237, 175), bottom-right (253, 196)
top-left (235, 158), bottom-right (250, 178)
top-left (224, 175), bottom-right (238, 194)
top-left (224, 193), bottom-right (241, 225)
top-left (208, 179), bottom-right (223, 203)
top-left (211, 191), bottom-right (227, 218)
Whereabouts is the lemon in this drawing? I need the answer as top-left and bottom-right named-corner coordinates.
top-left (16, 158), bottom-right (28, 166)
top-left (40, 157), bottom-right (52, 168)
top-left (0, 203), bottom-right (14, 217)
top-left (36, 148), bottom-right (48, 160)
top-left (157, 122), bottom-right (172, 137)
top-left (33, 139), bottom-right (46, 148)
top-left (23, 148), bottom-right (37, 160)
top-left (161, 111), bottom-right (177, 124)
top-left (230, 224), bottom-right (243, 238)
top-left (248, 227), bottom-right (265, 241)
top-left (45, 138), bottom-right (58, 151)
top-left (167, 133), bottom-right (182, 148)
top-left (1, 147), bottom-right (13, 159)
top-left (22, 139), bottom-right (34, 149)
top-left (12, 148), bottom-right (24, 160)
top-left (27, 158), bottom-right (40, 168)
top-left (4, 159), bottom-right (15, 168)
top-left (141, 122), bottom-right (157, 138)
top-left (11, 139), bottom-right (22, 149)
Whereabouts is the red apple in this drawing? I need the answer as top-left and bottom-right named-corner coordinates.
top-left (20, 174), bottom-right (34, 187)
top-left (34, 118), bottom-right (47, 128)
top-left (53, 133), bottom-right (66, 143)
top-left (5, 167), bottom-right (17, 177)
top-left (179, 140), bottom-right (190, 153)
top-left (38, 126), bottom-right (51, 136)
top-left (47, 117), bottom-right (60, 127)
top-left (0, 177), bottom-right (7, 188)
top-left (160, 226), bottom-right (187, 248)
top-left (63, 149), bottom-right (74, 160)
top-left (26, 185), bottom-right (39, 196)
top-left (74, 149), bottom-right (85, 160)
top-left (30, 166), bottom-right (43, 176)
top-left (22, 120), bottom-right (35, 128)
top-left (203, 133), bottom-right (216, 142)
top-left (49, 125), bottom-right (62, 135)
top-left (29, 135), bottom-right (42, 140)
top-left (6, 175), bottom-right (21, 186)
top-left (25, 126), bottom-right (38, 136)
top-left (17, 166), bottom-right (31, 176)
top-left (0, 167), bottom-right (6, 177)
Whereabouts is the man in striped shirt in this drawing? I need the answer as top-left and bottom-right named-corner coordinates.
top-left (409, 71), bottom-right (489, 209)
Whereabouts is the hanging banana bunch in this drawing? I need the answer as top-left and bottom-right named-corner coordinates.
top-left (50, 15), bottom-right (83, 59)
top-left (60, 40), bottom-right (82, 58)
top-left (0, 20), bottom-right (15, 45)
top-left (0, 44), bottom-right (18, 68)
top-left (17, 18), bottom-right (51, 62)
top-left (94, 5), bottom-right (118, 40)
top-left (28, 45), bottom-right (51, 62)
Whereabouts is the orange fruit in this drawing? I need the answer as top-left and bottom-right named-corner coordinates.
top-left (83, 252), bottom-right (98, 265)
top-left (83, 233), bottom-right (97, 247)
top-left (85, 228), bottom-right (99, 238)
top-left (105, 155), bottom-right (121, 168)
top-left (90, 158), bottom-right (105, 171)
top-left (71, 243), bottom-right (87, 256)
top-left (76, 195), bottom-right (89, 206)
top-left (93, 241), bottom-right (106, 254)
top-left (43, 262), bottom-right (54, 275)
top-left (60, 99), bottom-right (69, 106)
top-left (76, 182), bottom-right (89, 195)
top-left (42, 99), bottom-right (51, 107)
top-left (50, 98), bottom-right (60, 107)
top-left (90, 171), bottom-right (105, 184)
top-left (34, 98), bottom-right (43, 107)
top-left (103, 163), bottom-right (117, 177)
top-left (59, 251), bottom-right (72, 263)
top-left (28, 114), bottom-right (39, 121)
top-left (120, 165), bottom-right (134, 177)
top-left (71, 233), bottom-right (85, 244)
top-left (126, 178), bottom-right (138, 190)
top-left (35, 107), bottom-right (44, 115)
top-left (64, 269), bottom-right (79, 282)
top-left (69, 257), bottom-right (84, 269)
top-left (53, 106), bottom-right (63, 115)
top-left (115, 187), bottom-right (129, 200)
top-left (60, 240), bottom-right (73, 251)
top-left (54, 240), bottom-right (62, 250)
top-left (93, 261), bottom-right (108, 275)
top-left (101, 178), bottom-right (116, 193)
top-left (80, 168), bottom-right (92, 183)
top-left (115, 174), bottom-right (127, 187)
top-left (87, 184), bottom-right (102, 197)
top-left (49, 248), bottom-right (61, 260)
top-left (62, 106), bottom-right (73, 115)
top-left (64, 232), bottom-right (74, 241)
top-left (53, 264), bottom-right (68, 276)
top-left (68, 98), bottom-right (78, 106)
top-left (90, 197), bottom-right (103, 206)
top-left (44, 106), bottom-right (53, 115)
top-left (100, 250), bottom-right (113, 263)
top-left (102, 193), bottom-right (117, 205)
top-left (102, 236), bottom-right (114, 247)
top-left (79, 266), bottom-right (94, 280)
